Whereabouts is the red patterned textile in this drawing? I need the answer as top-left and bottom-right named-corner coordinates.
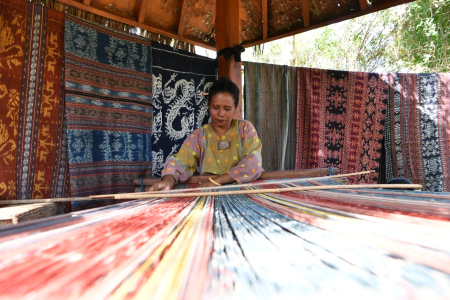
top-left (0, 0), bottom-right (69, 200)
top-left (295, 68), bottom-right (389, 184)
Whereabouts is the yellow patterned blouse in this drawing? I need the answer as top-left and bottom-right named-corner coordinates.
top-left (161, 119), bottom-right (264, 183)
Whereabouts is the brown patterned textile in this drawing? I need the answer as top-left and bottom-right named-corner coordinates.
top-left (0, 0), bottom-right (69, 200)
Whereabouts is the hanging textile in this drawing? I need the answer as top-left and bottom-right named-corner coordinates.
top-left (296, 68), bottom-right (389, 184)
top-left (0, 0), bottom-right (69, 200)
top-left (64, 16), bottom-right (153, 197)
top-left (151, 42), bottom-right (217, 177)
top-left (244, 62), bottom-right (297, 171)
top-left (383, 73), bottom-right (450, 192)
top-left (1, 179), bottom-right (450, 298)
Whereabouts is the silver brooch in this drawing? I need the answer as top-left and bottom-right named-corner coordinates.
top-left (218, 141), bottom-right (231, 150)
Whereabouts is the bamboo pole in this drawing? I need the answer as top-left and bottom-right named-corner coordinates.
top-left (91, 170), bottom-right (374, 199)
top-left (0, 196), bottom-right (113, 205)
top-left (114, 184), bottom-right (423, 200)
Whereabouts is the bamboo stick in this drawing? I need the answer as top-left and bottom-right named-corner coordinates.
top-left (92, 170), bottom-right (373, 199)
top-left (114, 184), bottom-right (423, 200)
top-left (133, 167), bottom-right (340, 186)
top-left (0, 196), bottom-right (113, 205)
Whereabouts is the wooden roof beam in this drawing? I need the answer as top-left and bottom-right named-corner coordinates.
top-left (302, 0), bottom-right (310, 28)
top-left (137, 0), bottom-right (150, 23)
top-left (358, 0), bottom-right (368, 10)
top-left (55, 0), bottom-right (216, 50)
top-left (243, 0), bottom-right (414, 48)
top-left (178, 0), bottom-right (188, 36)
top-left (262, 0), bottom-right (268, 39)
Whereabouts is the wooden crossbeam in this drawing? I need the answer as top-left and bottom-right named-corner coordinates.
top-left (262, 0), bottom-right (268, 39)
top-left (137, 0), bottom-right (150, 23)
top-left (302, 0), bottom-right (310, 28)
top-left (358, 0), bottom-right (369, 10)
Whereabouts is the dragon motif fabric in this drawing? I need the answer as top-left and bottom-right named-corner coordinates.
top-left (383, 73), bottom-right (450, 192)
top-left (64, 16), bottom-right (153, 197)
top-left (295, 68), bottom-right (389, 184)
top-left (0, 0), bottom-right (69, 200)
top-left (151, 42), bottom-right (217, 177)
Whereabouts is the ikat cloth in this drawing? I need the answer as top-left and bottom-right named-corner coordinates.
top-left (161, 119), bottom-right (264, 183)
top-left (244, 62), bottom-right (297, 171)
top-left (0, 0), bottom-right (69, 200)
top-left (295, 68), bottom-right (389, 184)
top-left (64, 16), bottom-right (153, 197)
top-left (383, 73), bottom-right (450, 192)
top-left (152, 42), bottom-right (217, 177)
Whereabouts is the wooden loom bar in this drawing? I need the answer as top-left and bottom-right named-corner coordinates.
top-left (115, 184), bottom-right (423, 199)
top-left (136, 0), bottom-right (150, 23)
top-left (215, 0), bottom-right (243, 119)
top-left (82, 0), bottom-right (92, 5)
top-left (55, 0), bottom-right (216, 50)
top-left (302, 0), bottom-right (310, 28)
top-left (97, 169), bottom-right (365, 200)
top-left (133, 167), bottom-right (340, 186)
top-left (0, 197), bottom-right (103, 205)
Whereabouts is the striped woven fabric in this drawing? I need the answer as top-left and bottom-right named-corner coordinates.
top-left (244, 62), bottom-right (297, 171)
top-left (383, 73), bottom-right (450, 192)
top-left (0, 0), bottom-right (69, 200)
top-left (0, 179), bottom-right (449, 298)
top-left (296, 68), bottom-right (389, 184)
top-left (64, 16), bottom-right (153, 197)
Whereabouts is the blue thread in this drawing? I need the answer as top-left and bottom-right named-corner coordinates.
top-left (140, 178), bottom-right (144, 192)
top-left (328, 167), bottom-right (334, 176)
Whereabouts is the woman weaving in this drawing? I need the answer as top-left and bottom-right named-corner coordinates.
top-left (150, 77), bottom-right (264, 191)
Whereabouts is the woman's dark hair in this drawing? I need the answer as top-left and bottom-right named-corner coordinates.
top-left (208, 77), bottom-right (240, 107)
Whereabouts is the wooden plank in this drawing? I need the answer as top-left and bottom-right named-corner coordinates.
top-left (136, 0), bottom-right (150, 23)
top-left (215, 0), bottom-right (243, 119)
top-left (302, 0), bottom-right (310, 28)
top-left (55, 0), bottom-right (216, 50)
top-left (134, 168), bottom-right (340, 186)
top-left (242, 0), bottom-right (414, 48)
top-left (262, 0), bottom-right (268, 39)
top-left (0, 203), bottom-right (65, 227)
top-left (83, 0), bottom-right (92, 5)
top-left (177, 0), bottom-right (188, 36)
top-left (358, 0), bottom-right (369, 10)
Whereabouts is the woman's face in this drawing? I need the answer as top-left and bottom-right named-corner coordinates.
top-left (209, 92), bottom-right (236, 129)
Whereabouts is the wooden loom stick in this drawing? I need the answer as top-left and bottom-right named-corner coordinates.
top-left (132, 167), bottom-right (341, 186)
top-left (0, 196), bottom-right (113, 205)
top-left (114, 184), bottom-right (423, 200)
top-left (92, 170), bottom-right (374, 199)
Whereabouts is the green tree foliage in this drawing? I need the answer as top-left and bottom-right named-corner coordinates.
top-left (243, 0), bottom-right (449, 73)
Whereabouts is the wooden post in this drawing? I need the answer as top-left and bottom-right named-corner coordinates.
top-left (215, 0), bottom-right (243, 119)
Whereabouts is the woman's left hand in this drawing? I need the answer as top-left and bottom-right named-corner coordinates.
top-left (198, 181), bottom-right (217, 188)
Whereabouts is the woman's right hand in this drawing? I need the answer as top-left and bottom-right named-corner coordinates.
top-left (149, 175), bottom-right (176, 191)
